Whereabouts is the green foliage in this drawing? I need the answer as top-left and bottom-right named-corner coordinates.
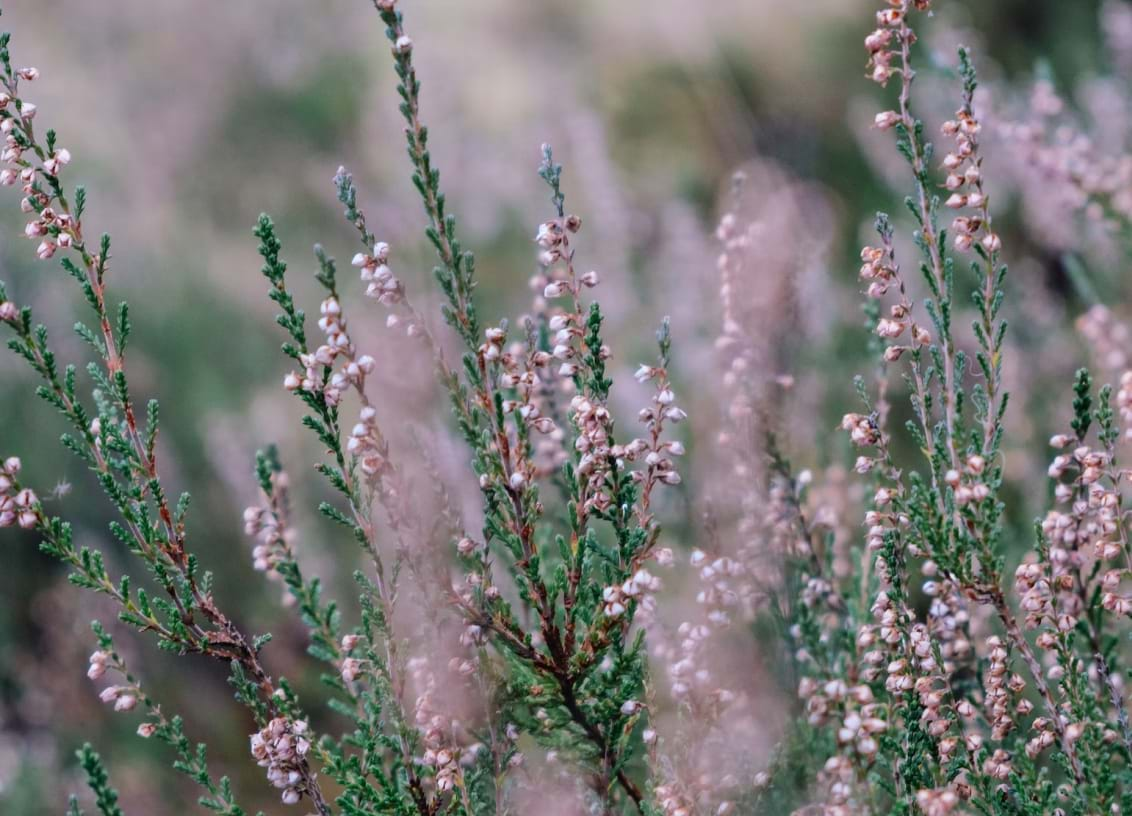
top-left (72, 744), bottom-right (124, 816)
top-left (1071, 367), bottom-right (1092, 440)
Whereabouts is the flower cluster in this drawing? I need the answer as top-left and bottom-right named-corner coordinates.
top-left (863, 7), bottom-right (902, 87)
top-left (87, 650), bottom-right (139, 714)
top-left (536, 214), bottom-right (593, 310)
top-left (864, 1), bottom-right (931, 89)
top-left (923, 569), bottom-right (974, 677)
top-left (242, 467), bottom-right (298, 604)
top-left (601, 566), bottom-right (661, 619)
top-left (661, 550), bottom-right (747, 715)
top-left (348, 405), bottom-right (388, 481)
top-left (408, 656), bottom-right (475, 795)
top-left (858, 241), bottom-right (931, 364)
top-left (1035, 431), bottom-right (1127, 617)
top-left (630, 360), bottom-right (685, 495)
top-left (941, 107), bottom-right (1000, 254)
top-left (338, 634), bottom-right (365, 685)
top-left (0, 292), bottom-right (15, 323)
top-left (283, 295), bottom-right (376, 407)
top-left (0, 457), bottom-right (35, 529)
top-left (490, 326), bottom-right (563, 475)
top-left (568, 391), bottom-right (616, 512)
top-left (250, 717), bottom-right (313, 805)
top-left (652, 782), bottom-right (697, 816)
top-left (840, 412), bottom-right (881, 449)
top-left (915, 787), bottom-right (960, 816)
top-left (0, 71), bottom-right (76, 260)
top-left (532, 203), bottom-right (625, 514)
top-left (353, 240), bottom-right (401, 305)
top-left (981, 635), bottom-right (1026, 741)
top-left (244, 503), bottom-right (288, 574)
top-left (96, 684), bottom-right (139, 713)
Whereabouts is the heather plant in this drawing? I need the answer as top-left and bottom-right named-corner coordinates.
top-left (5, 1), bottom-right (1132, 815)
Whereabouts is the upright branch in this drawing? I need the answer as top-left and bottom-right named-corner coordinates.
top-left (0, 26), bottom-right (331, 815)
top-left (847, 0), bottom-right (1092, 803)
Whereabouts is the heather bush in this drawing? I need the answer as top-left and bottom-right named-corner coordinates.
top-left (4, 1), bottom-right (1132, 815)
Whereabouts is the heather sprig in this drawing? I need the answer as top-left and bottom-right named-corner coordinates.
top-left (0, 16), bottom-right (331, 813)
top-left (257, 2), bottom-right (699, 811)
top-left (814, 0), bottom-right (1132, 811)
top-left (254, 231), bottom-right (457, 814)
top-left (278, 5), bottom-right (681, 810)
top-left (86, 622), bottom-right (253, 815)
top-left (69, 744), bottom-right (124, 816)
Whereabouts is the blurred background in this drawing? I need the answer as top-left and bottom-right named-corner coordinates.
top-left (0, 0), bottom-right (1127, 811)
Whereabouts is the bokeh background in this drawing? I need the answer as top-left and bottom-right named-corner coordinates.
top-left (0, 0), bottom-right (1126, 811)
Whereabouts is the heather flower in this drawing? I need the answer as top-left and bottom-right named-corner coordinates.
top-left (250, 717), bottom-right (313, 805)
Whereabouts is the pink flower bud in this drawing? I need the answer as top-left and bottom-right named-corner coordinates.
top-left (874, 111), bottom-right (900, 130)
